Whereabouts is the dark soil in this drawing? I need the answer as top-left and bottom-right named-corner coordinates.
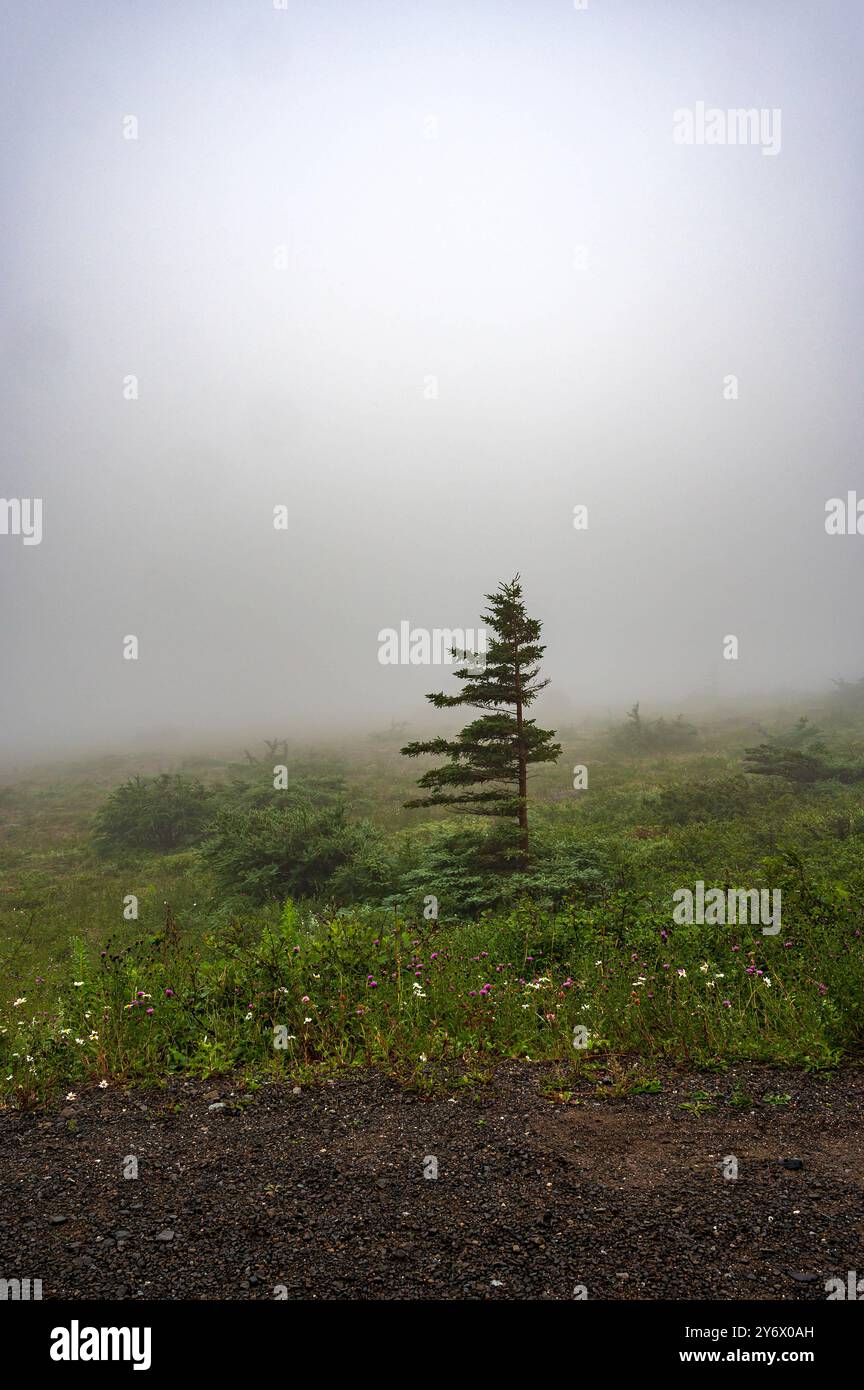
top-left (2, 1063), bottom-right (863, 1300)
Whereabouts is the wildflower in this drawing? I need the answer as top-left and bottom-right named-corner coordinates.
top-left (301, 995), bottom-right (310, 1004)
top-left (98, 1080), bottom-right (108, 1089)
top-left (699, 962), bottom-right (709, 973)
top-left (303, 1016), bottom-right (312, 1025)
top-left (12, 997), bottom-right (26, 1007)
top-left (66, 1092), bottom-right (77, 1101)
top-left (244, 1012), bottom-right (253, 1021)
top-left (145, 1008), bottom-right (154, 1016)
top-left (419, 1053), bottom-right (428, 1062)
top-left (763, 977), bottom-right (772, 988)
top-left (72, 981), bottom-right (84, 988)
top-left (722, 1000), bottom-right (732, 1008)
top-left (677, 968), bottom-right (686, 978)
top-left (165, 989), bottom-right (174, 997)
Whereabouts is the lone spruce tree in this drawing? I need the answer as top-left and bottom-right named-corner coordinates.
top-left (401, 576), bottom-right (561, 868)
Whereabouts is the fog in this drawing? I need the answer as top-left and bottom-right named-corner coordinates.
top-left (2, 0), bottom-right (862, 763)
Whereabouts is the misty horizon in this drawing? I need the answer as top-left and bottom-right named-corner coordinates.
top-left (2, 0), bottom-right (863, 764)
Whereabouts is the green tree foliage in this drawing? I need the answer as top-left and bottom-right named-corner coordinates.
top-left (392, 822), bottom-right (604, 918)
top-left (744, 742), bottom-right (864, 787)
top-left (93, 774), bottom-right (214, 854)
top-left (743, 717), bottom-right (864, 786)
top-left (401, 576), bottom-right (561, 866)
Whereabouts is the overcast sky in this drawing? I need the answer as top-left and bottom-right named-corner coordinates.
top-left (2, 0), bottom-right (863, 760)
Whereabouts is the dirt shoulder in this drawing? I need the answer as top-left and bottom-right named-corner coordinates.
top-left (1, 1063), bottom-right (862, 1301)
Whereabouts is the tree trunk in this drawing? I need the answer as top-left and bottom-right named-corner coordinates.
top-left (513, 645), bottom-right (529, 868)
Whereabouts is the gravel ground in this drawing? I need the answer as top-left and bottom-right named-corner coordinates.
top-left (1, 1063), bottom-right (862, 1301)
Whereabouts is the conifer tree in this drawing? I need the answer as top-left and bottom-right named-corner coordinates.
top-left (401, 576), bottom-right (561, 867)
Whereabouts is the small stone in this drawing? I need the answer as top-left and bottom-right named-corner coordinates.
top-left (781, 1158), bottom-right (804, 1171)
top-left (208, 1102), bottom-right (226, 1112)
top-left (155, 1230), bottom-right (175, 1242)
top-left (48, 1215), bottom-right (68, 1225)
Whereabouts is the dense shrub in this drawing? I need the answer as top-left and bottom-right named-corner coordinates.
top-left (93, 774), bottom-right (214, 853)
top-left (199, 802), bottom-right (387, 904)
top-left (611, 703), bottom-right (699, 753)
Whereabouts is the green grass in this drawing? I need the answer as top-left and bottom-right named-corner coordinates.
top-left (2, 709), bottom-right (864, 1104)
